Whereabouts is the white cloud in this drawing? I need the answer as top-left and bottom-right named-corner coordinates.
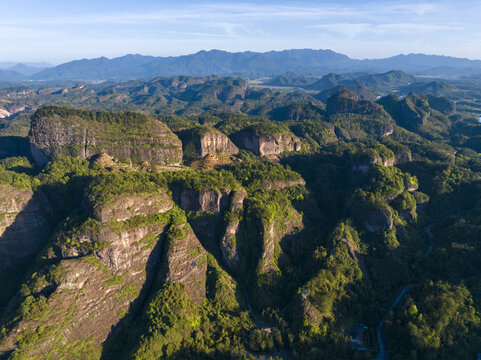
top-left (0, 1), bottom-right (479, 61)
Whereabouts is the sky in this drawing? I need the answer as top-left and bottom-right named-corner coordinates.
top-left (0, 0), bottom-right (479, 64)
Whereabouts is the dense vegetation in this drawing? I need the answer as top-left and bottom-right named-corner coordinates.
top-left (2, 73), bottom-right (481, 359)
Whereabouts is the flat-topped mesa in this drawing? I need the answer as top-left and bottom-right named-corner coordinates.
top-left (178, 126), bottom-right (239, 160)
top-left (233, 122), bottom-right (302, 156)
top-left (29, 106), bottom-right (183, 167)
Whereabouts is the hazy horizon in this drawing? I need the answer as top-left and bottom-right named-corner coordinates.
top-left (5, 48), bottom-right (481, 68)
top-left (1, 0), bottom-right (478, 64)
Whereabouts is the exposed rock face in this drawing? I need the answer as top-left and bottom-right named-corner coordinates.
top-left (327, 90), bottom-right (382, 115)
top-left (0, 108), bottom-right (11, 118)
top-left (29, 106), bottom-right (183, 167)
top-left (0, 185), bottom-right (51, 270)
top-left (351, 157), bottom-right (397, 176)
top-left (179, 127), bottom-right (238, 159)
top-left (299, 294), bottom-right (323, 326)
top-left (199, 130), bottom-right (238, 157)
top-left (163, 222), bottom-right (208, 304)
top-left (406, 182), bottom-right (419, 192)
top-left (0, 189), bottom-right (174, 357)
top-left (178, 188), bottom-right (231, 213)
top-left (220, 189), bottom-right (247, 270)
top-left (234, 129), bottom-right (302, 156)
top-left (364, 208), bottom-right (393, 233)
top-left (92, 193), bottom-right (174, 223)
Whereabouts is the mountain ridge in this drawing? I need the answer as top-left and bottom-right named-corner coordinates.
top-left (17, 49), bottom-right (481, 81)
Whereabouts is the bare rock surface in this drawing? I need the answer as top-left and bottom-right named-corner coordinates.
top-left (164, 222), bottom-right (208, 304)
top-left (220, 189), bottom-right (248, 269)
top-left (235, 130), bottom-right (302, 156)
top-left (29, 107), bottom-right (183, 167)
top-left (0, 184), bottom-right (51, 270)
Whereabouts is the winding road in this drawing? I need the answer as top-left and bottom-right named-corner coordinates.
top-left (375, 226), bottom-right (434, 360)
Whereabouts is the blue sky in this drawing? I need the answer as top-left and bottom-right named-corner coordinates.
top-left (0, 0), bottom-right (478, 63)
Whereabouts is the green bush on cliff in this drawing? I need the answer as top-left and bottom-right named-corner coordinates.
top-left (230, 159), bottom-right (301, 192)
top-left (365, 164), bottom-right (417, 199)
top-left (0, 167), bottom-right (32, 189)
top-left (88, 172), bottom-right (168, 205)
top-left (166, 169), bottom-right (240, 191)
top-left (32, 105), bottom-right (151, 128)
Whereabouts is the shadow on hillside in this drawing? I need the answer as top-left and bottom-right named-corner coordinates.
top-left (0, 136), bottom-right (30, 160)
top-left (99, 232), bottom-right (167, 360)
top-left (0, 194), bottom-right (52, 319)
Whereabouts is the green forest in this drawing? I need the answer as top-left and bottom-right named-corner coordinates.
top-left (1, 74), bottom-right (481, 360)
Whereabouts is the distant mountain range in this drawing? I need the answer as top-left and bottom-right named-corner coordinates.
top-left (2, 49), bottom-right (481, 82)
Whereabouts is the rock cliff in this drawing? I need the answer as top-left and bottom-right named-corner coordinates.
top-left (0, 184), bottom-right (51, 271)
top-left (0, 188), bottom-right (179, 357)
top-left (163, 222), bottom-right (208, 304)
top-left (363, 207), bottom-right (393, 232)
top-left (220, 189), bottom-right (247, 270)
top-left (178, 127), bottom-right (238, 160)
top-left (233, 124), bottom-right (302, 156)
top-left (29, 106), bottom-right (183, 167)
top-left (176, 188), bottom-right (231, 213)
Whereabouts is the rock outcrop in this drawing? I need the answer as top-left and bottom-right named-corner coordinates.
top-left (0, 188), bottom-right (176, 357)
top-left (179, 127), bottom-right (238, 160)
top-left (0, 185), bottom-right (51, 271)
top-left (363, 207), bottom-right (393, 233)
top-left (177, 188), bottom-right (231, 213)
top-left (220, 189), bottom-right (247, 270)
top-left (0, 108), bottom-right (11, 119)
top-left (29, 106), bottom-right (183, 167)
top-left (233, 125), bottom-right (302, 156)
top-left (163, 222), bottom-right (208, 304)
top-left (92, 193), bottom-right (174, 223)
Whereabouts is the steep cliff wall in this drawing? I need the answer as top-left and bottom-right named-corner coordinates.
top-left (163, 222), bottom-right (208, 304)
top-left (0, 184), bottom-right (51, 271)
top-left (177, 188), bottom-right (231, 213)
top-left (220, 189), bottom-right (247, 270)
top-left (234, 125), bottom-right (302, 156)
top-left (0, 189), bottom-right (177, 358)
top-left (29, 106), bottom-right (183, 167)
top-left (179, 127), bottom-right (238, 160)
